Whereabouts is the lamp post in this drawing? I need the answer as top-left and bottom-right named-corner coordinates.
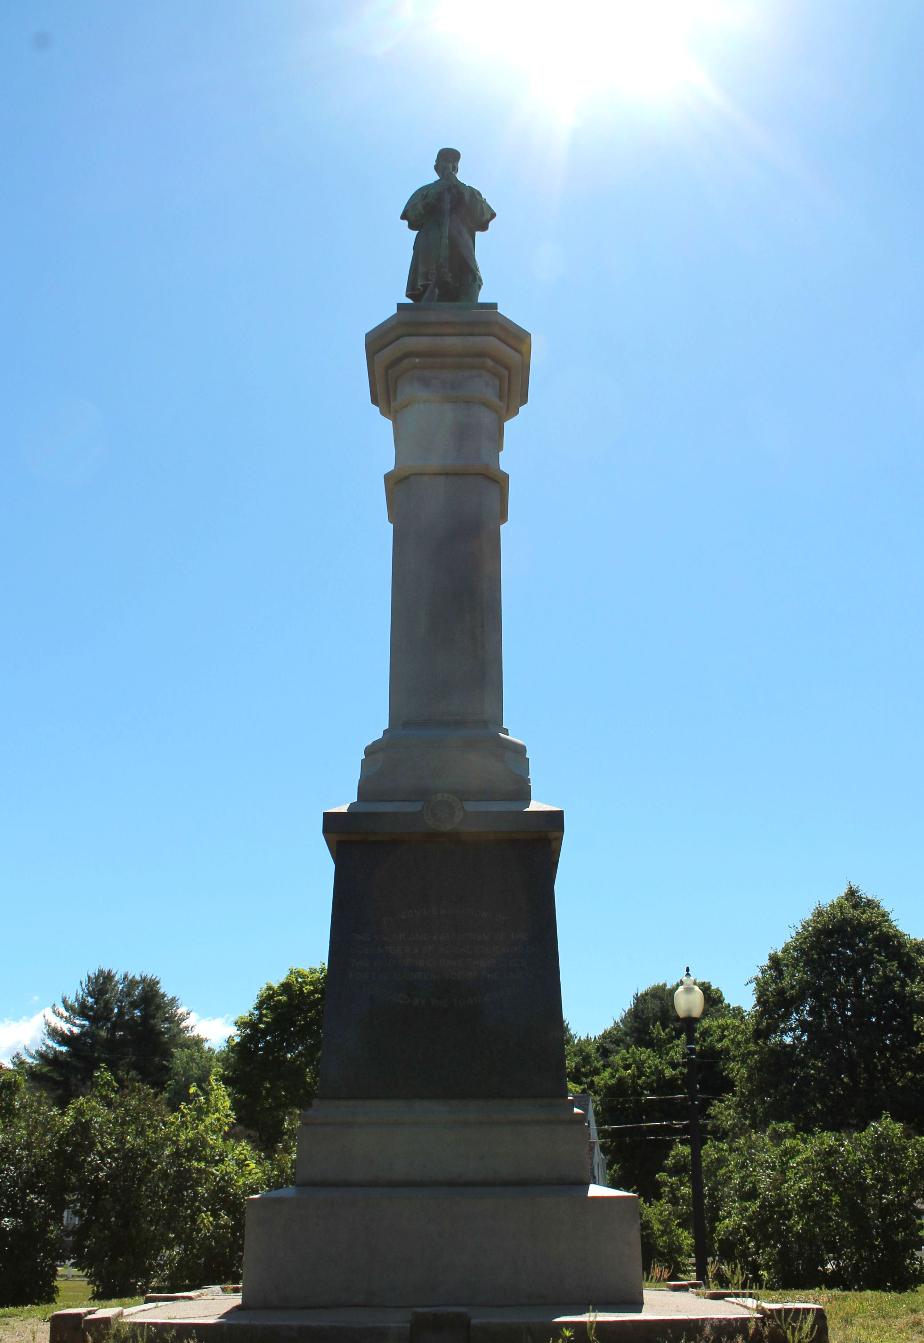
top-left (673, 968), bottom-right (708, 1285)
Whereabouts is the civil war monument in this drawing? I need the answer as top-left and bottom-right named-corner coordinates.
top-left (47, 149), bottom-right (826, 1343)
top-left (242, 149), bottom-right (644, 1309)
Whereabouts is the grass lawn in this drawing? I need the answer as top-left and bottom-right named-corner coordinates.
top-left (0, 1275), bottom-right (142, 1343)
top-left (757, 1286), bottom-right (924, 1342)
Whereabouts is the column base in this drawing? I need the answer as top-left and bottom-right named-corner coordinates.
top-left (357, 728), bottom-right (530, 803)
top-left (242, 1184), bottom-right (643, 1309)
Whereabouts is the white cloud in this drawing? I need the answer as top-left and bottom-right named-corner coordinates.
top-left (185, 1012), bottom-right (235, 1048)
top-left (0, 1008), bottom-right (53, 1064)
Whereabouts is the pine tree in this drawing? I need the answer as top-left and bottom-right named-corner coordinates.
top-left (26, 968), bottom-right (193, 1103)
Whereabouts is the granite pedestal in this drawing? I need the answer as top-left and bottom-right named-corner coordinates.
top-left (243, 804), bottom-right (643, 1307)
top-left (318, 807), bottom-right (566, 1101)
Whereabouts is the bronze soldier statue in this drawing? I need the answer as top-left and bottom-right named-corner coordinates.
top-left (401, 148), bottom-right (495, 304)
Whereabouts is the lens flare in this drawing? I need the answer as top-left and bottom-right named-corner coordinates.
top-left (432, 0), bottom-right (735, 120)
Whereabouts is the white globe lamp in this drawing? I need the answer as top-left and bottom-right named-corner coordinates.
top-left (673, 968), bottom-right (705, 1021)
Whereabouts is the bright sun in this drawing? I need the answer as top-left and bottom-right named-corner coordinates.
top-left (432, 0), bottom-right (732, 120)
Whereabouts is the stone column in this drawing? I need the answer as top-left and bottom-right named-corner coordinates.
top-left (358, 304), bottom-right (531, 802)
top-left (241, 303), bottom-right (644, 1311)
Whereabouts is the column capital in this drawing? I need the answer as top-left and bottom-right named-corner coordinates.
top-left (365, 304), bottom-right (531, 422)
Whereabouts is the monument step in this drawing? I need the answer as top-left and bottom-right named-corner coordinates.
top-left (242, 1183), bottom-right (643, 1309)
top-left (61, 1293), bottom-right (804, 1343)
top-left (52, 1294), bottom-right (805, 1343)
top-left (294, 1098), bottom-right (594, 1186)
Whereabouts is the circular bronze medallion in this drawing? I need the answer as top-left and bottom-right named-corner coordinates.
top-left (423, 792), bottom-right (465, 831)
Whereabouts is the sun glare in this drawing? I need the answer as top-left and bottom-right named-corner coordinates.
top-left (432, 0), bottom-right (732, 121)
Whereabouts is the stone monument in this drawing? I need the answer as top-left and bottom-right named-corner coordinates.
top-left (242, 153), bottom-right (643, 1309)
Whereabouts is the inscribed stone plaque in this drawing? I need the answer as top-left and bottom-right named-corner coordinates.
top-left (318, 838), bottom-right (568, 1099)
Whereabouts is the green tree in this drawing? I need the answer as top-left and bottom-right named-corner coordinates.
top-left (589, 1034), bottom-right (686, 1199)
top-left (164, 1037), bottom-right (220, 1110)
top-left (27, 968), bottom-right (194, 1104)
top-left (66, 1072), bottom-right (271, 1296)
top-left (596, 979), bottom-right (732, 1056)
top-left (743, 885), bottom-right (924, 1131)
top-left (567, 980), bottom-right (745, 1200)
top-left (66, 1071), bottom-right (173, 1295)
top-left (563, 1025), bottom-right (602, 1095)
top-left (0, 1069), bottom-right (68, 1306)
top-left (222, 966), bottom-right (326, 1149)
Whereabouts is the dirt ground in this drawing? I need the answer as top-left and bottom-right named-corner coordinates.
top-left (0, 1321), bottom-right (50, 1343)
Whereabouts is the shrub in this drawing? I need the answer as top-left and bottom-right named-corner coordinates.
top-left (0, 1070), bottom-right (68, 1306)
top-left (653, 1118), bottom-right (924, 1289)
top-left (722, 1118), bottom-right (924, 1289)
top-left (66, 1071), bottom-right (272, 1295)
top-left (639, 1195), bottom-right (692, 1278)
top-left (65, 1071), bottom-right (174, 1296)
top-left (157, 1081), bottom-right (270, 1288)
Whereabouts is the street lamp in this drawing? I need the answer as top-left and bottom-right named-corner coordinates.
top-left (673, 968), bottom-right (708, 1285)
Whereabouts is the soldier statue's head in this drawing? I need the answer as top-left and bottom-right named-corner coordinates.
top-left (434, 147), bottom-right (461, 178)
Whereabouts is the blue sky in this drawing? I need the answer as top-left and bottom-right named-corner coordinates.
top-left (2, 0), bottom-right (922, 1058)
